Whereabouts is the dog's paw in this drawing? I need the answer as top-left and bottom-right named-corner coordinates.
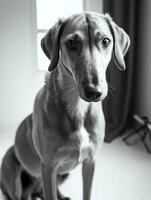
top-left (61, 198), bottom-right (71, 200)
top-left (58, 195), bottom-right (71, 200)
top-left (32, 198), bottom-right (42, 200)
top-left (58, 190), bottom-right (71, 200)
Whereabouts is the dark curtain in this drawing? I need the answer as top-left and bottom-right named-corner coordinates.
top-left (103, 0), bottom-right (140, 142)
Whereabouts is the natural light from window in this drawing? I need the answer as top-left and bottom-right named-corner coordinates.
top-left (36, 0), bottom-right (83, 71)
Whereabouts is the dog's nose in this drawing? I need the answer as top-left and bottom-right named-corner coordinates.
top-left (84, 86), bottom-right (102, 102)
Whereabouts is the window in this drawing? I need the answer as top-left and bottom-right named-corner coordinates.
top-left (36, 0), bottom-right (83, 71)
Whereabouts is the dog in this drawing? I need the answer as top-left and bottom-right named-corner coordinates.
top-left (0, 12), bottom-right (130, 200)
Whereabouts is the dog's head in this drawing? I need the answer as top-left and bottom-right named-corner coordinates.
top-left (41, 12), bottom-right (130, 102)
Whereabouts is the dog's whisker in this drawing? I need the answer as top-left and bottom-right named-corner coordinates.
top-left (108, 82), bottom-right (116, 91)
top-left (107, 83), bottom-right (116, 97)
top-left (108, 88), bottom-right (116, 96)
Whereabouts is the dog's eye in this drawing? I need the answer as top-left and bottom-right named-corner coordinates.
top-left (102, 38), bottom-right (110, 47)
top-left (66, 40), bottom-right (77, 50)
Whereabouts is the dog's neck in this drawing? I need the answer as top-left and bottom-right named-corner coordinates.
top-left (56, 62), bottom-right (90, 121)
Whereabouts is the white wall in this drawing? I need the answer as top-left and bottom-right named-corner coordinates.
top-left (0, 0), bottom-right (43, 135)
top-left (84, 0), bottom-right (103, 13)
top-left (134, 0), bottom-right (151, 118)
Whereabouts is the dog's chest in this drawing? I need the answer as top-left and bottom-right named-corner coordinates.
top-left (57, 125), bottom-right (96, 174)
top-left (74, 125), bottom-right (93, 162)
top-left (57, 99), bottom-right (99, 174)
top-left (69, 100), bottom-right (96, 162)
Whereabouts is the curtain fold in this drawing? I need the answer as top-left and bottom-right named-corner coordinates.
top-left (103, 0), bottom-right (140, 142)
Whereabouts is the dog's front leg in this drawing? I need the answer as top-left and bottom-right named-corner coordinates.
top-left (41, 163), bottom-right (58, 200)
top-left (82, 159), bottom-right (95, 200)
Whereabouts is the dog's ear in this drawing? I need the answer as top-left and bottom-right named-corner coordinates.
top-left (41, 19), bottom-right (65, 71)
top-left (105, 14), bottom-right (130, 70)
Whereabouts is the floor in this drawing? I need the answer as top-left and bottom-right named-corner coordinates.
top-left (0, 133), bottom-right (151, 200)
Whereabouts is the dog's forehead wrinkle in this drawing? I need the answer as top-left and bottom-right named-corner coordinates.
top-left (91, 19), bottom-right (112, 37)
top-left (65, 15), bottom-right (86, 30)
top-left (85, 14), bottom-right (92, 51)
top-left (62, 13), bottom-right (112, 41)
top-left (64, 31), bottom-right (84, 41)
